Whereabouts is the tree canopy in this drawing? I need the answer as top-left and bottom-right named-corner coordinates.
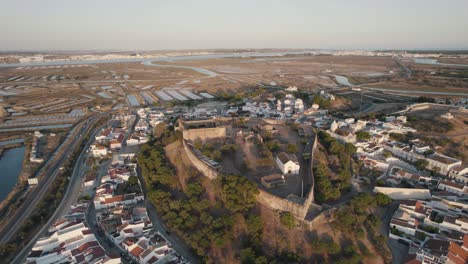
top-left (221, 175), bottom-right (259, 213)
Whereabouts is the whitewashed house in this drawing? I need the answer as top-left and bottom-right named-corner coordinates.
top-left (275, 152), bottom-right (300, 175)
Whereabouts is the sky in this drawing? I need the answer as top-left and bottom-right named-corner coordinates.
top-left (1, 0), bottom-right (468, 51)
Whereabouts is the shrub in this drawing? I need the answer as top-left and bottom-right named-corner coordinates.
top-left (279, 212), bottom-right (295, 229)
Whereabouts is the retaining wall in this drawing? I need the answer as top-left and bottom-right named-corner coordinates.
top-left (374, 187), bottom-right (431, 200)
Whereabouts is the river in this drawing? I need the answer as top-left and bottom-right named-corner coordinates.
top-left (142, 60), bottom-right (217, 77)
top-left (333, 75), bottom-right (468, 96)
top-left (0, 146), bottom-right (25, 202)
top-left (414, 58), bottom-right (468, 67)
top-left (0, 51), bottom-right (311, 68)
top-left (334, 75), bottom-right (354, 86)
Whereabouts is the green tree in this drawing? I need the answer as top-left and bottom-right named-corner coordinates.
top-left (279, 212), bottom-right (295, 229)
top-left (356, 131), bottom-right (371, 141)
top-left (221, 175), bottom-right (259, 213)
top-left (240, 248), bottom-right (256, 264)
top-left (128, 175), bottom-right (139, 185)
top-left (414, 159), bottom-right (429, 171)
top-left (286, 144), bottom-right (298, 154)
top-left (375, 193), bottom-right (392, 206)
top-left (246, 215), bottom-right (263, 238)
top-left (154, 123), bottom-right (169, 139)
top-left (382, 150), bottom-right (392, 158)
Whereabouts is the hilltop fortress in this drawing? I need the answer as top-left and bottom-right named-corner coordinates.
top-left (178, 118), bottom-right (323, 221)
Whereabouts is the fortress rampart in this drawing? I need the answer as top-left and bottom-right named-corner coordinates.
top-left (180, 118), bottom-right (318, 220)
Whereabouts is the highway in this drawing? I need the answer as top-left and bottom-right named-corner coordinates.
top-left (0, 112), bottom-right (111, 245)
top-left (10, 113), bottom-right (114, 263)
top-left (393, 56), bottom-right (412, 78)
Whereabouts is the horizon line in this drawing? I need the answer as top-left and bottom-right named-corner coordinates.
top-left (1, 47), bottom-right (468, 54)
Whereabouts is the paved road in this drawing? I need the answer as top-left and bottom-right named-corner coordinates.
top-left (9, 113), bottom-right (113, 263)
top-left (380, 201), bottom-right (409, 264)
top-left (360, 86), bottom-right (468, 96)
top-left (0, 112), bottom-right (111, 243)
top-left (394, 57), bottom-right (412, 78)
top-left (79, 158), bottom-right (133, 264)
top-left (86, 198), bottom-right (134, 264)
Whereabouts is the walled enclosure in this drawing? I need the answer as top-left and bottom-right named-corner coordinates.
top-left (180, 119), bottom-right (318, 220)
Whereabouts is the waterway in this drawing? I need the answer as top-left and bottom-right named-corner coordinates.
top-left (0, 51), bottom-right (311, 69)
top-left (0, 146), bottom-right (25, 202)
top-left (0, 124), bottom-right (73, 133)
top-left (333, 74), bottom-right (468, 96)
top-left (414, 58), bottom-right (468, 67)
top-left (0, 139), bottom-right (25, 146)
top-left (142, 61), bottom-right (218, 77)
top-left (334, 75), bottom-right (354, 86)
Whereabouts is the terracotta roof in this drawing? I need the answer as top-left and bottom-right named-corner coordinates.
top-left (81, 229), bottom-right (93, 235)
top-left (147, 256), bottom-right (159, 264)
top-left (101, 128), bottom-right (112, 137)
top-left (123, 237), bottom-right (137, 246)
top-left (428, 153), bottom-right (460, 165)
top-left (53, 218), bottom-right (68, 228)
top-left (71, 241), bottom-right (99, 256)
top-left (103, 195), bottom-right (124, 204)
top-left (85, 247), bottom-right (105, 261)
top-left (117, 223), bottom-right (129, 232)
top-left (451, 165), bottom-right (467, 172)
top-left (400, 200), bottom-right (418, 207)
top-left (414, 201), bottom-right (427, 215)
top-left (447, 241), bottom-right (468, 264)
top-left (130, 246), bottom-right (144, 257)
top-left (277, 152), bottom-right (297, 164)
top-left (440, 180), bottom-right (465, 190)
top-left (404, 254), bottom-right (422, 264)
top-left (117, 133), bottom-right (124, 142)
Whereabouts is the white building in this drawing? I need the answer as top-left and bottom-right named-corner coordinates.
top-left (294, 98), bottom-right (304, 113)
top-left (275, 152), bottom-right (300, 175)
top-left (441, 112), bottom-right (453, 119)
top-left (437, 180), bottom-right (468, 196)
top-left (90, 144), bottom-right (108, 157)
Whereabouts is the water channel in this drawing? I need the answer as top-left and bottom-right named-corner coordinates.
top-left (0, 146), bottom-right (25, 202)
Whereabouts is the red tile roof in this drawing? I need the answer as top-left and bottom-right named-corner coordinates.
top-left (130, 246), bottom-right (144, 258)
top-left (71, 241), bottom-right (99, 256)
top-left (447, 241), bottom-right (468, 264)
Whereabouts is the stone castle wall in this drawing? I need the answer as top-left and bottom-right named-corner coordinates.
top-left (180, 119), bottom-right (319, 220)
top-left (182, 140), bottom-right (220, 180)
top-left (256, 190), bottom-right (306, 218)
top-left (182, 127), bottom-right (227, 142)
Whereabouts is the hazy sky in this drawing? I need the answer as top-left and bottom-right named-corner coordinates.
top-left (1, 0), bottom-right (467, 51)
